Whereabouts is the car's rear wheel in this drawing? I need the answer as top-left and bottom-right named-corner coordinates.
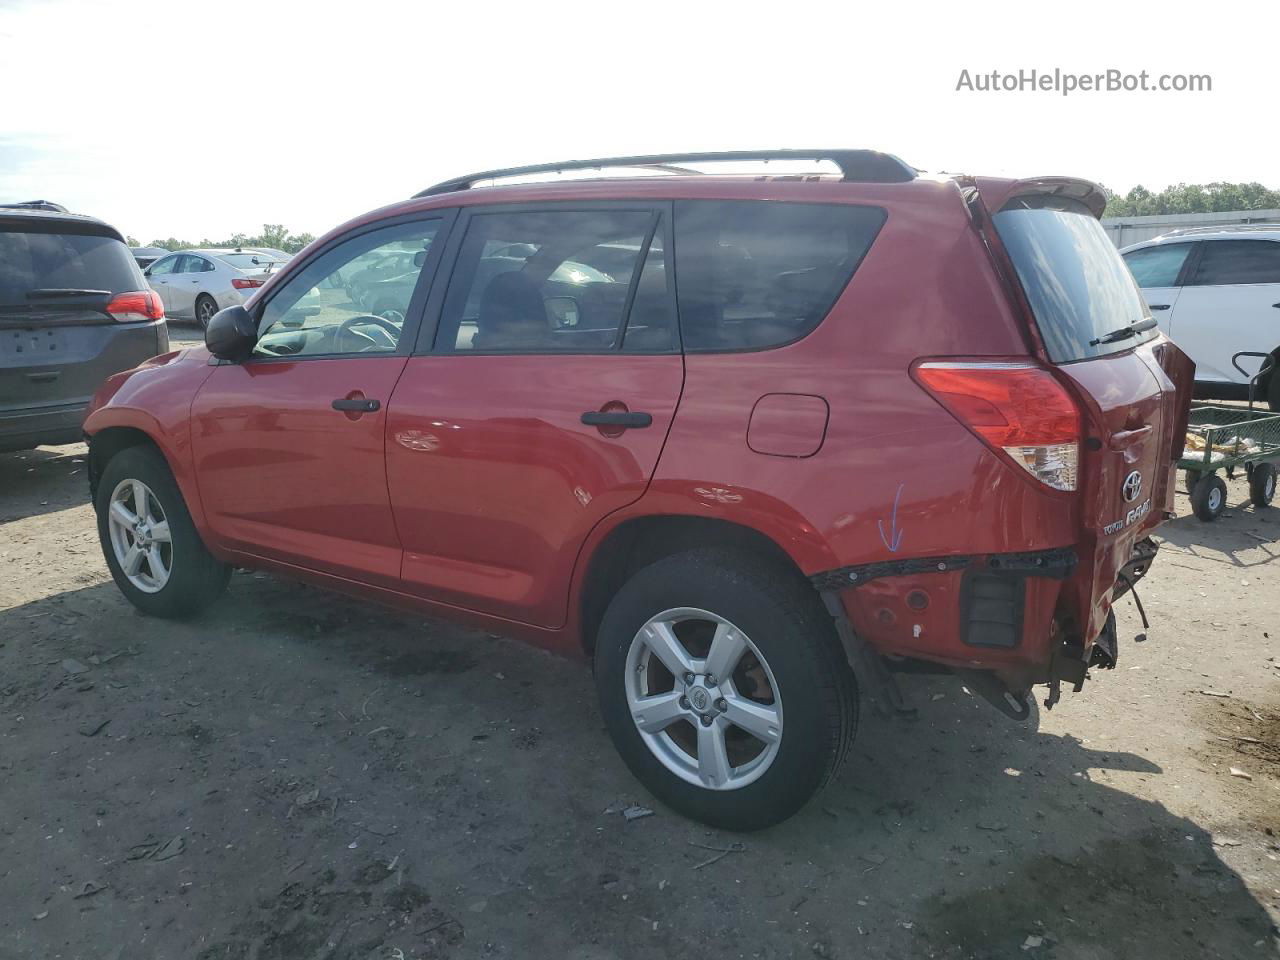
top-left (1191, 472), bottom-right (1228, 522)
top-left (594, 548), bottom-right (857, 831)
top-left (196, 295), bottom-right (218, 330)
top-left (96, 445), bottom-right (230, 617)
top-left (1250, 462), bottom-right (1277, 508)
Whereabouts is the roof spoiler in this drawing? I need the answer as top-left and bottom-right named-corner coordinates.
top-left (970, 176), bottom-right (1108, 219)
top-left (414, 149), bottom-right (917, 198)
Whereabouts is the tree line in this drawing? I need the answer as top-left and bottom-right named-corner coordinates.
top-left (1103, 182), bottom-right (1280, 218)
top-left (125, 224), bottom-right (317, 254)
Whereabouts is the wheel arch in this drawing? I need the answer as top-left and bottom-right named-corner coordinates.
top-left (575, 513), bottom-right (820, 656)
top-left (87, 425), bottom-right (161, 501)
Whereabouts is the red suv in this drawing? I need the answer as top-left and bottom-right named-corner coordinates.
top-left (83, 150), bottom-right (1193, 830)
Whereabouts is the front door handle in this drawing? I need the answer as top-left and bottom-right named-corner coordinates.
top-left (1149, 304), bottom-right (1171, 310)
top-left (332, 396), bottom-right (380, 413)
top-left (581, 411), bottom-right (652, 429)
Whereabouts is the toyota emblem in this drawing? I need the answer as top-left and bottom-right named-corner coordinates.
top-left (1122, 470), bottom-right (1143, 503)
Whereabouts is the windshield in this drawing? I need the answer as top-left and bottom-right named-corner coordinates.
top-left (993, 198), bottom-right (1157, 362)
top-left (0, 227), bottom-right (142, 307)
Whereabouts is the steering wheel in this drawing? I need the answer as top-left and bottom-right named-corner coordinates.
top-left (337, 314), bottom-right (400, 351)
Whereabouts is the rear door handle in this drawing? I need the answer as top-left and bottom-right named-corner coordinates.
top-left (581, 411), bottom-right (652, 429)
top-left (332, 397), bottom-right (380, 412)
top-left (26, 371), bottom-right (59, 384)
top-left (1149, 304), bottom-right (1171, 310)
top-left (1109, 425), bottom-right (1153, 450)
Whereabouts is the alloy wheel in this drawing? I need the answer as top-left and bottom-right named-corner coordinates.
top-left (106, 478), bottom-right (172, 593)
top-left (625, 607), bottom-right (783, 791)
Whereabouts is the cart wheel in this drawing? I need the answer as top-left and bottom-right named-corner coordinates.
top-left (1250, 462), bottom-right (1277, 508)
top-left (1191, 474), bottom-right (1227, 521)
top-left (1184, 469), bottom-right (1212, 496)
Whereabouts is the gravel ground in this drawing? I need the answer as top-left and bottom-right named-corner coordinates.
top-left (2, 352), bottom-right (1278, 959)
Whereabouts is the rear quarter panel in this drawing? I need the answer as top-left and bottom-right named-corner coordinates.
top-left (646, 177), bottom-right (1078, 572)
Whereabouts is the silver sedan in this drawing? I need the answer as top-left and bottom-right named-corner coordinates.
top-left (144, 249), bottom-right (285, 328)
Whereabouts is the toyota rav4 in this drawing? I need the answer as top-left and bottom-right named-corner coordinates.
top-left (82, 150), bottom-right (1194, 830)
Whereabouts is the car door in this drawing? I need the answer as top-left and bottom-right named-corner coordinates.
top-left (1120, 241), bottom-right (1195, 338)
top-left (168, 254), bottom-right (209, 320)
top-left (1167, 238), bottom-right (1280, 385)
top-left (385, 204), bottom-right (684, 627)
top-left (144, 254), bottom-right (180, 313)
top-left (189, 215), bottom-right (452, 586)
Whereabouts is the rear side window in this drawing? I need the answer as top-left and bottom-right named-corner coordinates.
top-left (1188, 240), bottom-right (1280, 285)
top-left (1122, 243), bottom-right (1193, 288)
top-left (673, 200), bottom-right (885, 351)
top-left (0, 226), bottom-right (143, 306)
top-left (993, 198), bottom-right (1156, 362)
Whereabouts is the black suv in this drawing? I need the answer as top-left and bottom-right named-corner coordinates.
top-left (1, 203), bottom-right (168, 452)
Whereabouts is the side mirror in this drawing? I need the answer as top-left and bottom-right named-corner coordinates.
top-left (205, 305), bottom-right (258, 361)
top-left (413, 250), bottom-right (427, 268)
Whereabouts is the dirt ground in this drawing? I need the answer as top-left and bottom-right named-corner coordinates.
top-left (3, 357), bottom-right (1279, 958)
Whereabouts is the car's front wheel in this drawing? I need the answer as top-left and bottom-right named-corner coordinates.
top-left (594, 548), bottom-right (857, 830)
top-left (96, 444), bottom-right (230, 617)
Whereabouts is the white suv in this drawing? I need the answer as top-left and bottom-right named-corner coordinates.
top-left (1121, 226), bottom-right (1280, 410)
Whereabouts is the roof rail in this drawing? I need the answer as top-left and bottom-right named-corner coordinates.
top-left (1156, 223), bottom-right (1280, 239)
top-left (414, 149), bottom-right (916, 198)
top-left (0, 199), bottom-right (69, 213)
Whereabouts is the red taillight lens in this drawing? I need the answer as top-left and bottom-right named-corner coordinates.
top-left (105, 290), bottom-right (164, 323)
top-left (915, 361), bottom-right (1080, 491)
top-left (231, 277), bottom-right (265, 290)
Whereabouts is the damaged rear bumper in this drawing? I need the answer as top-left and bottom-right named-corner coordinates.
top-left (810, 538), bottom-right (1160, 718)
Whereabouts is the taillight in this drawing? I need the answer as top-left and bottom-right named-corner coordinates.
top-left (231, 277), bottom-right (265, 290)
top-left (105, 290), bottom-right (164, 323)
top-left (914, 361), bottom-right (1080, 491)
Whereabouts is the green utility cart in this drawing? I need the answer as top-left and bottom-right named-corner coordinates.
top-left (1179, 352), bottom-right (1279, 521)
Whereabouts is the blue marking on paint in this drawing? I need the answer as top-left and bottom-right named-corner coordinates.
top-left (877, 483), bottom-right (905, 553)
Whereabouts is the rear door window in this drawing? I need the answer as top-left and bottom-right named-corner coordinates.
top-left (993, 198), bottom-right (1157, 362)
top-left (673, 200), bottom-right (886, 351)
top-left (437, 208), bottom-right (669, 353)
top-left (1122, 243), bottom-right (1194, 288)
top-left (1187, 240), bottom-right (1280, 285)
top-left (0, 226), bottom-right (143, 307)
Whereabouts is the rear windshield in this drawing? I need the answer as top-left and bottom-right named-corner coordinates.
top-left (993, 197), bottom-right (1156, 362)
top-left (0, 225), bottom-right (143, 307)
top-left (215, 253), bottom-right (281, 270)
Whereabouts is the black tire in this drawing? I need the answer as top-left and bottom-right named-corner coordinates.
top-left (195, 295), bottom-right (217, 330)
top-left (593, 548), bottom-right (857, 831)
top-left (1250, 461), bottom-right (1277, 508)
top-left (95, 444), bottom-right (230, 617)
top-left (1184, 469), bottom-right (1212, 497)
top-left (1267, 359), bottom-right (1280, 413)
top-left (1190, 473), bottom-right (1228, 522)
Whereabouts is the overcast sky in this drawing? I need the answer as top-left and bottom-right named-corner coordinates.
top-left (1, 0), bottom-right (1273, 243)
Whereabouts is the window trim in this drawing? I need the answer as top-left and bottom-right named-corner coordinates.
top-left (415, 200), bottom-right (679, 357)
top-left (243, 210), bottom-right (457, 365)
top-left (673, 198), bottom-right (889, 355)
top-left (1183, 237), bottom-right (1280, 287)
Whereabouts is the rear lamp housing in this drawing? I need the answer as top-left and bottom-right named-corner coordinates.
top-left (914, 360), bottom-right (1080, 492)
